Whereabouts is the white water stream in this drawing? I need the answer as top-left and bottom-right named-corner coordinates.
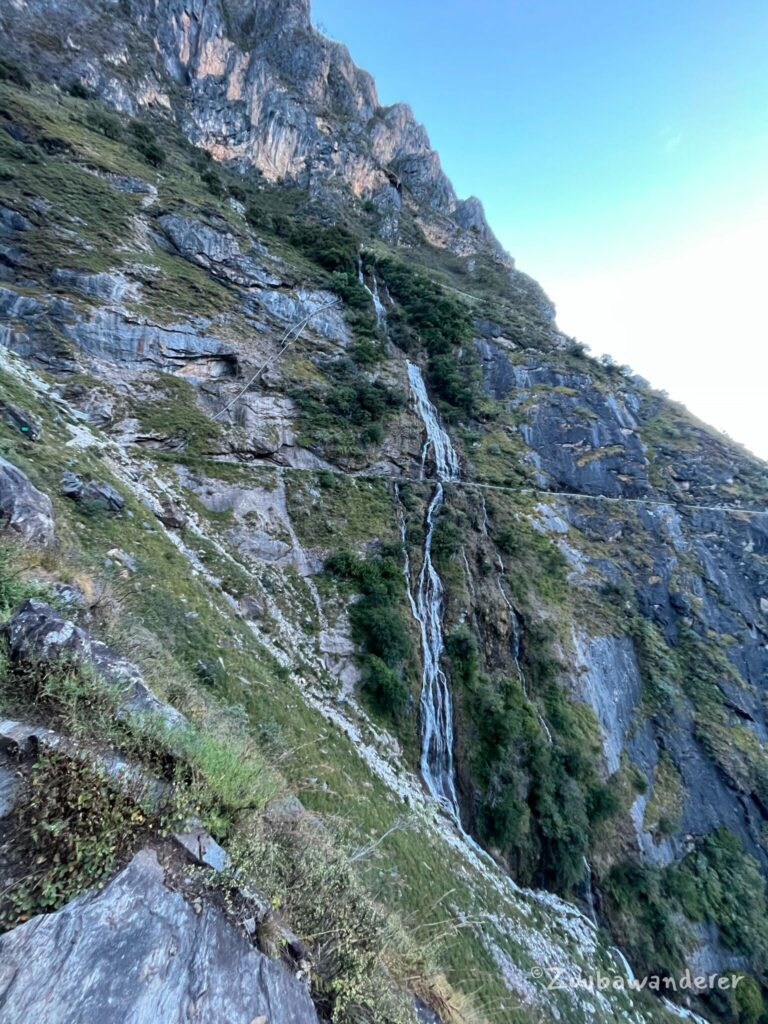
top-left (357, 256), bottom-right (387, 325)
top-left (404, 361), bottom-right (461, 819)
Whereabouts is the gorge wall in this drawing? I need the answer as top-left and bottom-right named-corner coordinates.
top-left (0, 2), bottom-right (766, 1023)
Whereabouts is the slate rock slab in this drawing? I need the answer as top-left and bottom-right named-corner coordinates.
top-left (60, 472), bottom-right (125, 513)
top-left (4, 600), bottom-right (187, 732)
top-left (0, 848), bottom-right (319, 1024)
top-left (0, 456), bottom-right (55, 547)
top-left (0, 400), bottom-right (40, 441)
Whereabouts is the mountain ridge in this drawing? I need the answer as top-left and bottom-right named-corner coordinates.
top-left (0, 3), bottom-right (767, 1024)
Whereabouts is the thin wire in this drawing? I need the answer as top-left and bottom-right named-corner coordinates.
top-left (212, 297), bottom-right (340, 421)
top-left (206, 459), bottom-right (766, 518)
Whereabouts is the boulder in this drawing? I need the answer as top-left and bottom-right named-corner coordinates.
top-left (239, 594), bottom-right (265, 620)
top-left (0, 400), bottom-right (41, 441)
top-left (0, 456), bottom-right (55, 547)
top-left (156, 499), bottom-right (186, 529)
top-left (60, 472), bottom-right (125, 513)
top-left (0, 847), bottom-right (320, 1024)
top-left (4, 600), bottom-right (187, 732)
top-left (0, 757), bottom-right (22, 819)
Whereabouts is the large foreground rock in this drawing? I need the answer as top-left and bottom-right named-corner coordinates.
top-left (0, 456), bottom-right (55, 547)
top-left (0, 847), bottom-right (319, 1024)
top-left (4, 600), bottom-right (187, 731)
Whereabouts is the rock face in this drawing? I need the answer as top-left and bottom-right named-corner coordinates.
top-left (0, 0), bottom-right (505, 263)
top-left (4, 600), bottom-right (188, 732)
top-left (0, 847), bottom-right (319, 1024)
top-left (0, 456), bottom-right (55, 547)
top-left (158, 213), bottom-right (281, 288)
top-left (60, 473), bottom-right (126, 514)
top-left (572, 633), bottom-right (643, 775)
top-left (2, 0), bottom-right (768, 1017)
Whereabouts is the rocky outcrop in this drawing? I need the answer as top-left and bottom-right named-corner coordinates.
top-left (0, 456), bottom-right (55, 547)
top-left (479, 345), bottom-right (652, 497)
top-left (4, 600), bottom-right (187, 732)
top-left (572, 633), bottom-right (643, 774)
top-left (0, 285), bottom-right (240, 377)
top-left (60, 473), bottom-right (125, 514)
top-left (0, 0), bottom-right (506, 263)
top-left (0, 400), bottom-right (40, 441)
top-left (157, 213), bottom-right (281, 288)
top-left (0, 847), bottom-right (320, 1024)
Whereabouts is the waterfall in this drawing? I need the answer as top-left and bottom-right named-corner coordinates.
top-left (582, 856), bottom-right (598, 925)
top-left (404, 361), bottom-right (461, 820)
top-left (357, 256), bottom-right (387, 326)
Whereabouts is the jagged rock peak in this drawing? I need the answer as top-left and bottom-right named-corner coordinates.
top-left (0, 0), bottom-right (507, 260)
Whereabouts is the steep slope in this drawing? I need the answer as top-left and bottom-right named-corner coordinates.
top-left (0, 3), bottom-right (767, 1024)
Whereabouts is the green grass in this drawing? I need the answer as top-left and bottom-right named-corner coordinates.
top-left (0, 354), bottom-right (659, 1024)
top-left (131, 373), bottom-right (223, 455)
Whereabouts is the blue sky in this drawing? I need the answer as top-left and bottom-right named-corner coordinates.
top-left (312, 0), bottom-right (768, 458)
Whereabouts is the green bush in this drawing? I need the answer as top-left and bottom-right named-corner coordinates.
top-left (292, 359), bottom-right (404, 454)
top-left (376, 256), bottom-right (476, 413)
top-left (0, 751), bottom-right (149, 930)
top-left (129, 120), bottom-right (165, 166)
top-left (447, 619), bottom-right (611, 891)
top-left (326, 547), bottom-right (414, 724)
top-left (603, 830), bottom-right (768, 1004)
top-left (85, 106), bottom-right (123, 141)
top-left (0, 58), bottom-right (31, 89)
top-left (65, 80), bottom-right (91, 98)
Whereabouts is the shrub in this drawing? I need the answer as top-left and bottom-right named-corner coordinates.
top-left (201, 167), bottom-right (224, 196)
top-left (376, 256), bottom-right (476, 413)
top-left (0, 752), bottom-right (149, 929)
top-left (227, 815), bottom-right (420, 1024)
top-left (0, 57), bottom-right (31, 89)
top-left (85, 106), bottom-right (123, 140)
top-left (325, 547), bottom-right (414, 724)
top-left (292, 358), bottom-right (404, 454)
top-left (66, 79), bottom-right (91, 98)
top-left (0, 543), bottom-right (34, 619)
top-left (129, 120), bottom-right (165, 166)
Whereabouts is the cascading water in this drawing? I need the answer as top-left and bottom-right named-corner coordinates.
top-left (357, 256), bottom-right (387, 325)
top-left (582, 855), bottom-right (598, 925)
top-left (404, 361), bottom-right (461, 820)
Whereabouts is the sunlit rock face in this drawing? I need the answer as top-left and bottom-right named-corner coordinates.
top-left (1, 0), bottom-right (506, 263)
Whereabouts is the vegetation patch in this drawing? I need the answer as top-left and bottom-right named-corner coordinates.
top-left (325, 547), bottom-right (417, 729)
top-left (131, 374), bottom-right (222, 457)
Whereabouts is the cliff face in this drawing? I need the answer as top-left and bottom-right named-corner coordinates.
top-left (0, 3), bottom-right (767, 1024)
top-left (3, 0), bottom-right (506, 259)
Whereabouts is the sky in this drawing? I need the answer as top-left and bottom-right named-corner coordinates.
top-left (311, 0), bottom-right (768, 459)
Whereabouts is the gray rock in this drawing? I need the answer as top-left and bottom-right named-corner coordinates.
top-left (0, 847), bottom-right (319, 1024)
top-left (477, 346), bottom-right (651, 497)
top-left (239, 594), bottom-right (265, 620)
top-left (51, 267), bottom-right (138, 303)
top-left (0, 456), bottom-right (55, 547)
top-left (221, 392), bottom-right (297, 456)
top-left (63, 307), bottom-right (240, 377)
top-left (173, 825), bottom-right (230, 872)
top-left (0, 400), bottom-right (41, 441)
top-left (156, 499), bottom-right (186, 529)
top-left (4, 600), bottom-right (187, 732)
top-left (158, 213), bottom-right (281, 288)
top-left (256, 288), bottom-right (350, 344)
top-left (572, 632), bottom-right (643, 774)
top-left (0, 757), bottom-right (22, 819)
top-left (60, 472), bottom-right (125, 513)
top-left (0, 205), bottom-right (31, 235)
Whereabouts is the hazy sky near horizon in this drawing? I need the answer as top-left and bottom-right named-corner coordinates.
top-left (311, 0), bottom-right (768, 459)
